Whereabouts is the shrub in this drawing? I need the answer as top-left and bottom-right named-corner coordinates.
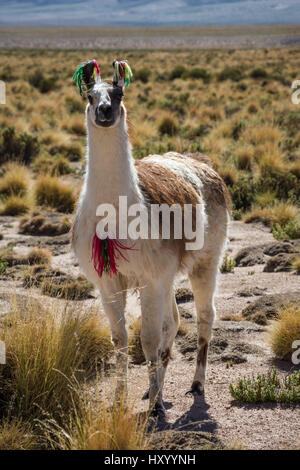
top-left (158, 114), bottom-right (178, 136)
top-left (0, 196), bottom-right (30, 216)
top-left (229, 369), bottom-right (300, 403)
top-left (34, 176), bottom-right (75, 213)
top-left (269, 306), bottom-right (300, 360)
top-left (291, 257), bottom-right (300, 274)
top-left (29, 70), bottom-right (58, 93)
top-left (272, 221), bottom-right (300, 240)
top-left (0, 255), bottom-right (8, 274)
top-left (186, 68), bottom-right (211, 82)
top-left (0, 164), bottom-right (30, 197)
top-left (229, 175), bottom-right (256, 211)
top-left (220, 254), bottom-right (236, 273)
top-left (169, 65), bottom-right (187, 80)
top-left (0, 126), bottom-right (40, 165)
top-left (244, 203), bottom-right (298, 227)
top-left (250, 68), bottom-right (268, 79)
top-left (218, 68), bottom-right (243, 82)
top-left (134, 68), bottom-right (151, 83)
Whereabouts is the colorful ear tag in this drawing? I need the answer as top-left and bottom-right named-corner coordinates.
top-left (72, 59), bottom-right (101, 96)
top-left (113, 60), bottom-right (133, 88)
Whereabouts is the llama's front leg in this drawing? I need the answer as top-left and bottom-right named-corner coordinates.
top-left (100, 276), bottom-right (128, 402)
top-left (187, 267), bottom-right (217, 396)
top-left (140, 284), bottom-right (164, 415)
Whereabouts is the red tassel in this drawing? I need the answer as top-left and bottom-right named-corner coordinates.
top-left (92, 234), bottom-right (135, 277)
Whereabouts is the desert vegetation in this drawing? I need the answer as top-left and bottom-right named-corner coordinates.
top-left (0, 46), bottom-right (299, 450)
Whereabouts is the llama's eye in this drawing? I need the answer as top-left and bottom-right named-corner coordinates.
top-left (88, 95), bottom-right (93, 105)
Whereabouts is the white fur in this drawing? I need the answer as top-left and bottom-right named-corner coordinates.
top-left (73, 98), bottom-right (229, 411)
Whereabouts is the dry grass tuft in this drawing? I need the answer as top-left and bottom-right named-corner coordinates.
top-left (0, 164), bottom-right (30, 197)
top-left (48, 394), bottom-right (151, 450)
top-left (34, 176), bottom-right (75, 213)
top-left (128, 317), bottom-right (145, 364)
top-left (0, 302), bottom-right (113, 421)
top-left (243, 203), bottom-right (298, 227)
top-left (25, 247), bottom-right (52, 266)
top-left (0, 419), bottom-right (35, 450)
top-left (0, 195), bottom-right (31, 216)
top-left (269, 305), bottom-right (300, 360)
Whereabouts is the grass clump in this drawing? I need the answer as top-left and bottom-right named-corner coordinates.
top-left (244, 203), bottom-right (298, 228)
top-left (0, 419), bottom-right (34, 450)
top-left (25, 247), bottom-right (52, 266)
top-left (269, 305), bottom-right (300, 360)
top-left (220, 254), bottom-right (236, 273)
top-left (40, 277), bottom-right (93, 301)
top-left (128, 317), bottom-right (145, 364)
top-left (19, 214), bottom-right (71, 236)
top-left (34, 176), bottom-right (75, 213)
top-left (169, 65), bottom-right (187, 80)
top-left (0, 164), bottom-right (30, 197)
top-left (0, 196), bottom-right (31, 216)
top-left (229, 369), bottom-right (300, 403)
top-left (0, 304), bottom-right (113, 421)
top-left (32, 155), bottom-right (71, 176)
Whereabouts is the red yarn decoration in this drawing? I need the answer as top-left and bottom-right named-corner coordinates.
top-left (92, 234), bottom-right (135, 277)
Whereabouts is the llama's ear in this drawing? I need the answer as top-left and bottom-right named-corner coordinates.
top-left (112, 60), bottom-right (133, 89)
top-left (72, 59), bottom-right (101, 96)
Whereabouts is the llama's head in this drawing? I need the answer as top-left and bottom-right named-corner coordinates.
top-left (73, 59), bottom-right (132, 129)
top-left (87, 81), bottom-right (124, 129)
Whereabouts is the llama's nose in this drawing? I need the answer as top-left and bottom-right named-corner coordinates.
top-left (97, 103), bottom-right (112, 121)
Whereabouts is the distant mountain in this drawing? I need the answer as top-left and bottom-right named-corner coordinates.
top-left (0, 0), bottom-right (299, 26)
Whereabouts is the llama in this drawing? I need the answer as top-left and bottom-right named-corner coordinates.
top-left (72, 60), bottom-right (231, 415)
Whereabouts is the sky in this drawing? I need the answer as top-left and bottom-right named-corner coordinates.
top-left (0, 0), bottom-right (299, 27)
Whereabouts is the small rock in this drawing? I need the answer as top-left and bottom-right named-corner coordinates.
top-left (241, 292), bottom-right (300, 323)
top-left (175, 287), bottom-right (194, 304)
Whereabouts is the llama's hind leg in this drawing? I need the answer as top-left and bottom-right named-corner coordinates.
top-left (99, 275), bottom-right (128, 402)
top-left (187, 262), bottom-right (218, 396)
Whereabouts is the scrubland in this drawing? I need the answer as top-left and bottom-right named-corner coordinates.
top-left (0, 47), bottom-right (299, 449)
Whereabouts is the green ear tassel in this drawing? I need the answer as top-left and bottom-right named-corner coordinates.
top-left (72, 64), bottom-right (85, 96)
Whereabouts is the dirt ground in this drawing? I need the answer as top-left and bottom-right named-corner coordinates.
top-left (0, 217), bottom-right (299, 449)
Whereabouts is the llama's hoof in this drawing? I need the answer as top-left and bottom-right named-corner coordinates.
top-left (151, 402), bottom-right (166, 418)
top-left (185, 381), bottom-right (204, 396)
top-left (142, 389), bottom-right (149, 400)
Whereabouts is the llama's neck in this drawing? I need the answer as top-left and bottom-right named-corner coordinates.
top-left (84, 109), bottom-right (141, 209)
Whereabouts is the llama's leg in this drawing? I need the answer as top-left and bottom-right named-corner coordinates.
top-left (139, 283), bottom-right (166, 415)
top-left (142, 294), bottom-right (179, 401)
top-left (100, 275), bottom-right (128, 401)
top-left (187, 262), bottom-right (218, 395)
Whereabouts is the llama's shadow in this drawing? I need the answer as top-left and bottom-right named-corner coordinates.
top-left (153, 393), bottom-right (217, 434)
